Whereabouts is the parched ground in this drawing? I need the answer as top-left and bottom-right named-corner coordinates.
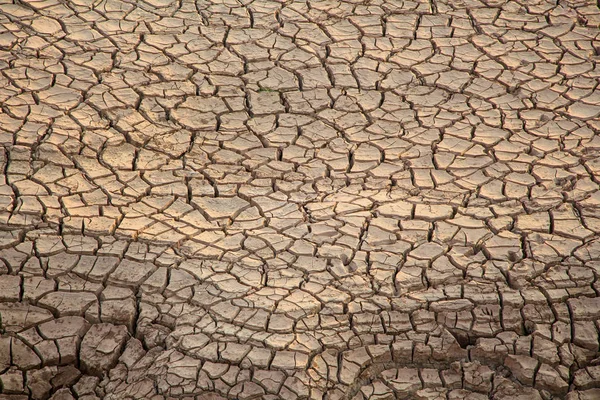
top-left (0, 0), bottom-right (600, 399)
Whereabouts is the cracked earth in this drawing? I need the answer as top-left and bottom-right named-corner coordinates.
top-left (1, 0), bottom-right (600, 399)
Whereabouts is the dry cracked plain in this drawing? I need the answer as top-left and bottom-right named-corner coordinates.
top-left (1, 0), bottom-right (600, 399)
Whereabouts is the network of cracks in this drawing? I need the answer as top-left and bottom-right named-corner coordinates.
top-left (1, 0), bottom-right (600, 399)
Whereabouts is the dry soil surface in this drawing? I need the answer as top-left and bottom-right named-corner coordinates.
top-left (1, 0), bottom-right (600, 399)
